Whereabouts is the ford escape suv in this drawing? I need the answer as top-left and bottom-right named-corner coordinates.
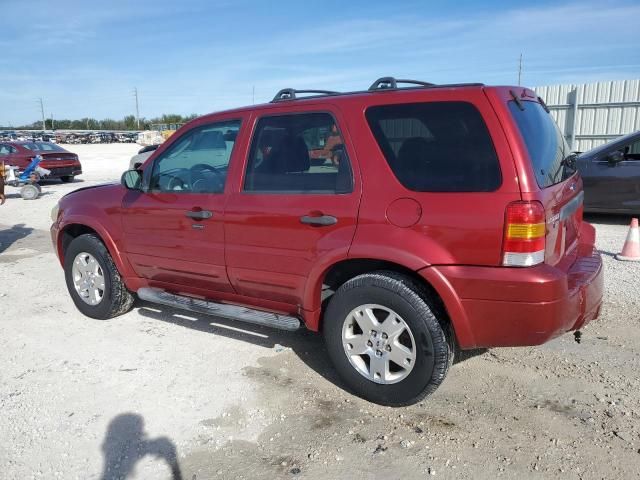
top-left (51, 77), bottom-right (604, 406)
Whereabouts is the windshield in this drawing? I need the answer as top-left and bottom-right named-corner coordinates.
top-left (22, 142), bottom-right (65, 152)
top-left (509, 101), bottom-right (574, 188)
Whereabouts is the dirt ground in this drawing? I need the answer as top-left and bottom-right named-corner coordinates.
top-left (1, 144), bottom-right (639, 480)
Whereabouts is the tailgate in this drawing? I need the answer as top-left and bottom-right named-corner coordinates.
top-left (540, 174), bottom-right (584, 266)
top-left (500, 91), bottom-right (586, 267)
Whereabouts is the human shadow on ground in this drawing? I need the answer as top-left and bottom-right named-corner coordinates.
top-left (99, 413), bottom-right (182, 480)
top-left (136, 301), bottom-right (485, 399)
top-left (0, 223), bottom-right (34, 254)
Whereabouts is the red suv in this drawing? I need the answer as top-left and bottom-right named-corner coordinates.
top-left (51, 78), bottom-right (604, 406)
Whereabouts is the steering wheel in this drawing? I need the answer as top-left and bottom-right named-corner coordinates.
top-left (166, 174), bottom-right (189, 191)
top-left (190, 163), bottom-right (225, 193)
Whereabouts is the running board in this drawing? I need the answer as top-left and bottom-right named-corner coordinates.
top-left (137, 287), bottom-right (301, 331)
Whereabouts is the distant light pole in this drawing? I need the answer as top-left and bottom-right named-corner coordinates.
top-left (518, 53), bottom-right (523, 86)
top-left (133, 87), bottom-right (140, 129)
top-left (38, 98), bottom-right (46, 131)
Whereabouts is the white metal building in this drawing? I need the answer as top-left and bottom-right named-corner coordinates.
top-left (534, 79), bottom-right (640, 152)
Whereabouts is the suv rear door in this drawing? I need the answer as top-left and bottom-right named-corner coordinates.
top-left (224, 106), bottom-right (361, 307)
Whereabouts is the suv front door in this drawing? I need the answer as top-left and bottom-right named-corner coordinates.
top-left (121, 118), bottom-right (243, 292)
top-left (225, 108), bottom-right (361, 310)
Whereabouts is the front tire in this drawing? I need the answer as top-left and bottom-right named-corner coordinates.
top-left (64, 234), bottom-right (134, 319)
top-left (323, 271), bottom-right (454, 406)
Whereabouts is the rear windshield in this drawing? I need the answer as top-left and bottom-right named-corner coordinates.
top-left (509, 101), bottom-right (573, 188)
top-left (365, 102), bottom-right (501, 192)
top-left (21, 142), bottom-right (65, 152)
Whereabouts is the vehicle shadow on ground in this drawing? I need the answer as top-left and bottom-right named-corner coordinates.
top-left (0, 223), bottom-right (34, 253)
top-left (39, 178), bottom-right (84, 185)
top-left (136, 302), bottom-right (486, 396)
top-left (585, 213), bottom-right (635, 226)
top-left (2, 191), bottom-right (53, 200)
top-left (137, 302), bottom-right (345, 387)
top-left (99, 413), bottom-right (182, 480)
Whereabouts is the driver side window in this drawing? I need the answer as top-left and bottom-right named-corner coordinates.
top-left (150, 120), bottom-right (241, 193)
top-left (626, 139), bottom-right (640, 160)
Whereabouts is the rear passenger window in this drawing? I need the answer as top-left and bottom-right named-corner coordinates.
top-left (243, 113), bottom-right (353, 194)
top-left (366, 102), bottom-right (501, 192)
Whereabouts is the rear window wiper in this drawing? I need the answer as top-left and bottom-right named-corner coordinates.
top-left (509, 90), bottom-right (525, 111)
top-left (549, 152), bottom-right (578, 183)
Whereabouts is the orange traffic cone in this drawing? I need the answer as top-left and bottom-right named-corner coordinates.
top-left (616, 218), bottom-right (640, 262)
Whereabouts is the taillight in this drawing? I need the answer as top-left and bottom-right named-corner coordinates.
top-left (502, 201), bottom-right (546, 267)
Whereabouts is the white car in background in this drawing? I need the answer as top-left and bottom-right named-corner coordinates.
top-left (129, 144), bottom-right (159, 169)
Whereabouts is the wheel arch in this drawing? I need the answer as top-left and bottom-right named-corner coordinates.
top-left (57, 220), bottom-right (134, 282)
top-left (304, 258), bottom-right (452, 338)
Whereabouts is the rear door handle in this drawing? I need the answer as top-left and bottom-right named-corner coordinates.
top-left (300, 215), bottom-right (337, 226)
top-left (186, 210), bottom-right (213, 220)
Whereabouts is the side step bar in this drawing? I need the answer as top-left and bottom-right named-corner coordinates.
top-left (137, 287), bottom-right (301, 331)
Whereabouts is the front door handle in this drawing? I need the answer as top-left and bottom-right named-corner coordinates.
top-left (300, 215), bottom-right (337, 226)
top-left (186, 210), bottom-right (213, 220)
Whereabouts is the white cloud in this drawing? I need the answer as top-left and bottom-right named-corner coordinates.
top-left (1, 0), bottom-right (639, 124)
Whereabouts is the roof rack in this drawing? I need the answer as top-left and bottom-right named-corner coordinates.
top-left (271, 88), bottom-right (340, 102)
top-left (368, 77), bottom-right (435, 91)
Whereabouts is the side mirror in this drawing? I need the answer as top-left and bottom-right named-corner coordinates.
top-left (121, 169), bottom-right (142, 190)
top-left (607, 150), bottom-right (625, 165)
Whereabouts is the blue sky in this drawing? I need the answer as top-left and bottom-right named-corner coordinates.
top-left (1, 0), bottom-right (639, 126)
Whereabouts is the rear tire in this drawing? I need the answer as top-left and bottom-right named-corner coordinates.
top-left (323, 271), bottom-right (454, 406)
top-left (64, 234), bottom-right (134, 319)
top-left (60, 175), bottom-right (74, 183)
top-left (20, 184), bottom-right (39, 200)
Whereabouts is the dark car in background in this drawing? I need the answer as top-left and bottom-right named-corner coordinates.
top-left (0, 141), bottom-right (82, 182)
top-left (577, 130), bottom-right (640, 214)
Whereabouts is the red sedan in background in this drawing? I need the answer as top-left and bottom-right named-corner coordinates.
top-left (0, 141), bottom-right (82, 182)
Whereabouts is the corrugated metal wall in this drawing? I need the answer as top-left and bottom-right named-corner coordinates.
top-left (534, 79), bottom-right (640, 152)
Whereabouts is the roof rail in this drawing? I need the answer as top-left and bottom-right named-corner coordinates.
top-left (271, 88), bottom-right (340, 102)
top-left (368, 77), bottom-right (435, 91)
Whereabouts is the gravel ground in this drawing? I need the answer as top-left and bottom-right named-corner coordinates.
top-left (1, 144), bottom-right (639, 480)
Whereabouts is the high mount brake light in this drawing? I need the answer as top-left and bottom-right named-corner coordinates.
top-left (502, 201), bottom-right (546, 267)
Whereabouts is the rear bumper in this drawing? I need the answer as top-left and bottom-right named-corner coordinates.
top-left (45, 166), bottom-right (82, 178)
top-left (420, 224), bottom-right (604, 349)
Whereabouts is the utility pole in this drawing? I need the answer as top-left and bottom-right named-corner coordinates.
top-left (517, 53), bottom-right (523, 86)
top-left (133, 87), bottom-right (140, 129)
top-left (38, 98), bottom-right (46, 131)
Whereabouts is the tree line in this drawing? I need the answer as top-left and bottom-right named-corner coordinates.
top-left (5, 113), bottom-right (200, 131)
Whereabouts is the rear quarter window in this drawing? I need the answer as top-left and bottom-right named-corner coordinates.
top-left (365, 102), bottom-right (501, 192)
